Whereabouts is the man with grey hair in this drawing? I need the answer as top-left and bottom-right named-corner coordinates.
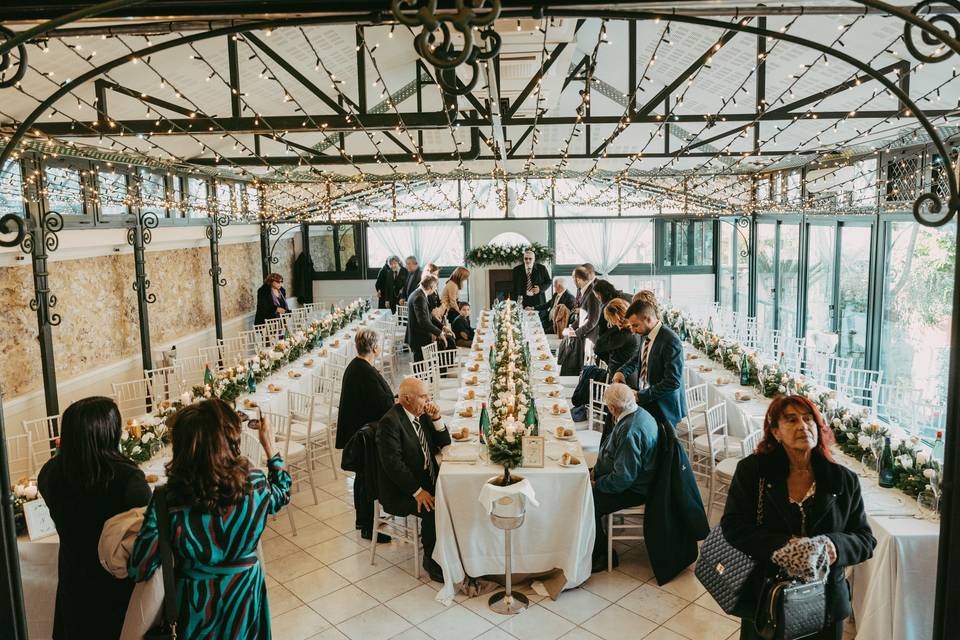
top-left (512, 248), bottom-right (551, 307)
top-left (591, 382), bottom-right (660, 572)
top-left (533, 276), bottom-right (575, 330)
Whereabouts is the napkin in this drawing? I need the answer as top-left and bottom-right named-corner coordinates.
top-left (478, 476), bottom-right (539, 514)
top-left (443, 445), bottom-right (477, 462)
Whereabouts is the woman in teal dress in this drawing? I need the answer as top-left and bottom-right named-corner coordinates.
top-left (129, 398), bottom-right (291, 639)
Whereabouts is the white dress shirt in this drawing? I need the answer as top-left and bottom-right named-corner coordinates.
top-left (402, 407), bottom-right (447, 498)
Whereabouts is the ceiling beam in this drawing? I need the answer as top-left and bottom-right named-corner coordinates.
top-left (504, 18), bottom-right (584, 119)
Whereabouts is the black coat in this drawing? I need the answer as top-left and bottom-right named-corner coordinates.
top-left (375, 264), bottom-right (405, 311)
top-left (721, 449), bottom-right (876, 622)
top-left (38, 455), bottom-right (152, 640)
top-left (643, 421), bottom-right (709, 585)
top-left (534, 289), bottom-right (574, 314)
top-left (336, 357), bottom-right (395, 449)
top-left (254, 283), bottom-right (289, 325)
top-left (293, 252), bottom-right (314, 303)
top-left (375, 405), bottom-right (451, 517)
top-left (341, 423), bottom-right (380, 504)
top-left (512, 262), bottom-right (552, 307)
top-left (572, 280), bottom-right (601, 344)
top-left (402, 268), bottom-right (422, 300)
top-left (405, 287), bottom-right (442, 351)
top-left (594, 325), bottom-right (639, 375)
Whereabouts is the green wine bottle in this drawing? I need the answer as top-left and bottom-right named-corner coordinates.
top-left (479, 402), bottom-right (491, 444)
top-left (246, 361), bottom-right (256, 393)
top-left (739, 352), bottom-right (751, 386)
top-left (525, 401), bottom-right (538, 436)
top-left (203, 363), bottom-right (214, 386)
top-left (878, 436), bottom-right (896, 488)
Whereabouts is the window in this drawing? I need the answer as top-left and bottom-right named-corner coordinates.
top-left (245, 184), bottom-right (260, 215)
top-left (755, 223), bottom-right (776, 334)
top-left (507, 179), bottom-right (550, 218)
top-left (555, 219), bottom-right (652, 274)
top-left (663, 220), bottom-right (713, 267)
top-left (395, 181), bottom-right (460, 219)
top-left (805, 223), bottom-right (836, 339)
top-left (488, 232), bottom-right (531, 247)
top-left (777, 223), bottom-right (800, 339)
top-left (96, 168), bottom-right (130, 217)
top-left (170, 175), bottom-right (184, 218)
top-left (879, 220), bottom-right (955, 402)
top-left (718, 221), bottom-right (734, 307)
top-left (554, 179), bottom-right (618, 217)
top-left (367, 221), bottom-right (464, 268)
top-left (216, 182), bottom-right (235, 216)
top-left (138, 168), bottom-right (167, 215)
top-left (44, 164), bottom-right (85, 216)
top-left (837, 225), bottom-right (872, 368)
top-left (0, 159), bottom-right (23, 216)
top-left (186, 177), bottom-right (208, 218)
top-left (462, 180), bottom-right (503, 218)
top-left (307, 224), bottom-right (361, 275)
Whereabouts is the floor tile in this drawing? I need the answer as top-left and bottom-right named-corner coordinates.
top-left (643, 628), bottom-right (690, 640)
top-left (266, 550), bottom-right (325, 583)
top-left (305, 535), bottom-right (368, 564)
top-left (461, 594), bottom-right (518, 624)
top-left (663, 604), bottom-right (739, 640)
top-left (475, 627), bottom-right (518, 640)
top-left (418, 604), bottom-right (494, 640)
top-left (538, 588), bottom-right (611, 625)
top-left (616, 583), bottom-right (690, 625)
top-left (336, 604), bottom-right (411, 640)
top-left (557, 629), bottom-right (603, 640)
top-left (285, 567), bottom-right (351, 603)
top-left (581, 604), bottom-right (658, 640)
top-left (307, 585), bottom-right (379, 625)
top-left (288, 522), bottom-right (343, 549)
top-left (271, 507), bottom-right (321, 536)
top-left (355, 565), bottom-right (424, 602)
top-left (300, 497), bottom-right (355, 521)
top-left (497, 604), bottom-right (575, 640)
top-left (391, 628), bottom-right (433, 640)
top-left (385, 584), bottom-right (450, 625)
top-left (268, 582), bottom-right (304, 618)
top-left (263, 535), bottom-right (302, 562)
top-left (292, 488), bottom-right (335, 509)
top-left (326, 510), bottom-right (362, 534)
top-left (615, 548), bottom-right (656, 583)
top-left (329, 550), bottom-right (389, 582)
top-left (694, 591), bottom-right (739, 622)
top-left (271, 604), bottom-right (330, 640)
top-left (658, 570), bottom-right (707, 602)
top-left (581, 571), bottom-right (642, 602)
top-left (305, 628), bottom-right (349, 640)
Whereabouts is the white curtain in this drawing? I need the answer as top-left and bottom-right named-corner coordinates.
top-left (368, 222), bottom-right (461, 266)
top-left (555, 219), bottom-right (648, 274)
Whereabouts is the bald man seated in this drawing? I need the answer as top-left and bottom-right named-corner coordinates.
top-left (591, 383), bottom-right (660, 572)
top-left (375, 377), bottom-right (452, 582)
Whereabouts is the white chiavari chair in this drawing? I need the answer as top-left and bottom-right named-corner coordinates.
top-left (677, 383), bottom-right (709, 454)
top-left (7, 432), bottom-right (33, 482)
top-left (421, 341), bottom-right (438, 367)
top-left (22, 415), bottom-right (60, 476)
top-left (288, 390), bottom-right (338, 481)
top-left (145, 366), bottom-right (179, 403)
top-left (369, 499), bottom-right (420, 577)
top-left (709, 428), bottom-right (764, 519)
top-left (815, 355), bottom-right (852, 391)
top-left (433, 347), bottom-right (461, 398)
top-left (588, 379), bottom-right (609, 432)
top-left (396, 303), bottom-right (409, 328)
top-left (607, 505), bottom-right (645, 572)
top-left (173, 354), bottom-right (206, 390)
top-left (691, 403), bottom-right (740, 511)
top-left (217, 336), bottom-right (248, 364)
top-left (111, 378), bottom-right (153, 421)
top-left (323, 362), bottom-right (346, 409)
top-left (264, 409), bottom-right (317, 536)
top-left (264, 317), bottom-right (285, 337)
top-left (838, 367), bottom-right (883, 408)
top-left (240, 429), bottom-right (264, 468)
top-left (198, 345), bottom-right (224, 369)
top-left (312, 373), bottom-right (340, 439)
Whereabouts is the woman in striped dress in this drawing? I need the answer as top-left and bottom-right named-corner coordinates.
top-left (129, 398), bottom-right (291, 639)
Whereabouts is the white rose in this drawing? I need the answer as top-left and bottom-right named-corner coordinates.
top-left (141, 432), bottom-right (154, 444)
top-left (923, 468), bottom-right (936, 480)
top-left (131, 445), bottom-right (142, 455)
top-left (778, 385), bottom-right (786, 393)
top-left (121, 430), bottom-right (130, 441)
top-left (23, 485), bottom-right (38, 500)
top-left (13, 483), bottom-right (26, 497)
top-left (898, 454), bottom-right (913, 470)
top-left (916, 450), bottom-right (930, 466)
top-left (857, 434), bottom-right (873, 450)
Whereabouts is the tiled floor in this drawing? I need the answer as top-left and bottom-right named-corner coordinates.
top-left (262, 464), bottom-right (858, 640)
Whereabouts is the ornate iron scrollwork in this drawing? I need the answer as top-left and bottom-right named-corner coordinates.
top-left (0, 213), bottom-right (26, 247)
top-left (20, 211), bottom-right (64, 327)
top-left (903, 0), bottom-right (959, 63)
top-left (127, 211), bottom-right (160, 304)
top-left (0, 25), bottom-right (27, 88)
top-left (391, 0), bottom-right (502, 95)
top-left (735, 217), bottom-right (751, 258)
top-left (206, 213), bottom-right (230, 287)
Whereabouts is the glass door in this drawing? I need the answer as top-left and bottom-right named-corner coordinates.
top-left (836, 224), bottom-right (872, 368)
top-left (805, 223), bottom-right (837, 340)
top-left (777, 223), bottom-right (801, 339)
top-left (755, 223), bottom-right (777, 335)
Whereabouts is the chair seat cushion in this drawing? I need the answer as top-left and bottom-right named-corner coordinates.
top-left (278, 439), bottom-right (307, 458)
top-left (577, 430), bottom-right (602, 452)
top-left (693, 434), bottom-right (741, 459)
top-left (291, 421), bottom-right (329, 439)
top-left (557, 375), bottom-right (580, 387)
top-left (715, 456), bottom-right (740, 479)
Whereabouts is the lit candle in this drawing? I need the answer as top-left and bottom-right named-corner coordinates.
top-left (180, 391), bottom-right (191, 405)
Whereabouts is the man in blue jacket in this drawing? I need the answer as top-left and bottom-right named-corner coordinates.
top-left (591, 383), bottom-right (659, 571)
top-left (612, 297), bottom-right (688, 429)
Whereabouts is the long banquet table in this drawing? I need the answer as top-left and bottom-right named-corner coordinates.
top-left (681, 342), bottom-right (939, 640)
top-left (432, 309), bottom-right (595, 604)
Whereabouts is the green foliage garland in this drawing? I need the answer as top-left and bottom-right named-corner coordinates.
top-left (466, 242), bottom-right (554, 267)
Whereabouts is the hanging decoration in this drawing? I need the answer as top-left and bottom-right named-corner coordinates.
top-left (466, 242), bottom-right (553, 267)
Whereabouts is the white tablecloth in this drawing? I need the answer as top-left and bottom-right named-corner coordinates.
top-left (433, 311), bottom-right (595, 603)
top-left (681, 343), bottom-right (939, 640)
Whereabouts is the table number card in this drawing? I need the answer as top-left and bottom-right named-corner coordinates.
top-left (23, 498), bottom-right (57, 541)
top-left (522, 436), bottom-right (545, 468)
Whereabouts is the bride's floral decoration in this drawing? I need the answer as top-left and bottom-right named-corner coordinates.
top-left (466, 242), bottom-right (554, 267)
top-left (665, 307), bottom-right (943, 503)
top-left (485, 299), bottom-right (532, 470)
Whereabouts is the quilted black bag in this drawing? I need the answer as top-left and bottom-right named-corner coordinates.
top-left (753, 577), bottom-right (827, 640)
top-left (694, 478), bottom-right (765, 614)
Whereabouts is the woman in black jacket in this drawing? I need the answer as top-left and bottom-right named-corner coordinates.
top-left (721, 395), bottom-right (876, 640)
top-left (254, 272), bottom-right (289, 326)
top-left (38, 397), bottom-right (152, 640)
top-left (592, 278), bottom-right (630, 339)
top-left (336, 327), bottom-right (396, 541)
top-left (594, 298), bottom-right (638, 378)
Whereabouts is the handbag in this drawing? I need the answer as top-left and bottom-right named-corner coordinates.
top-left (144, 486), bottom-right (179, 640)
top-left (754, 576), bottom-right (827, 640)
top-left (694, 478), bottom-right (765, 614)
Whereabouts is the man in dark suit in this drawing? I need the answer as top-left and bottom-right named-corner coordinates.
top-left (512, 249), bottom-right (551, 307)
top-left (375, 256), bottom-right (402, 310)
top-left (400, 256), bottom-right (422, 303)
top-left (376, 377), bottom-right (452, 582)
top-left (406, 273), bottom-right (445, 361)
top-left (534, 277), bottom-right (575, 331)
top-left (612, 298), bottom-right (688, 429)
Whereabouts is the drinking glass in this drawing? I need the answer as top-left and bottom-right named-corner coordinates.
top-left (870, 435), bottom-right (885, 474)
top-left (916, 487), bottom-right (939, 520)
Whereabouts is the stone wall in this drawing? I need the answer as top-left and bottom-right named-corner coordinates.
top-left (0, 240), bottom-right (271, 398)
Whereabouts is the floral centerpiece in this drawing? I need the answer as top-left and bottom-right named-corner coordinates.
top-left (485, 299), bottom-right (533, 479)
top-left (466, 242), bottom-right (554, 267)
top-left (120, 415), bottom-right (169, 464)
top-left (12, 479), bottom-right (40, 535)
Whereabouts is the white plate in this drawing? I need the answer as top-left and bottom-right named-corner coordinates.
top-left (552, 433), bottom-right (577, 441)
top-left (734, 396), bottom-right (753, 403)
top-left (558, 459), bottom-right (582, 467)
top-left (450, 434), bottom-right (477, 444)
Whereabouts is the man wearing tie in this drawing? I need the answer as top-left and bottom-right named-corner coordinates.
top-left (534, 277), bottom-right (575, 331)
top-left (376, 377), bottom-right (452, 582)
top-left (611, 298), bottom-right (687, 429)
top-left (400, 255), bottom-right (422, 304)
top-left (512, 249), bottom-right (551, 307)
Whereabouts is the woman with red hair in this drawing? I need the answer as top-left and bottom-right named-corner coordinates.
top-left (721, 395), bottom-right (876, 640)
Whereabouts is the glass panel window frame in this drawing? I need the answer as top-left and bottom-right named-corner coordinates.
top-left (658, 219), bottom-right (714, 272)
top-left (94, 166), bottom-right (133, 220)
top-left (0, 158), bottom-right (25, 218)
top-left (42, 158), bottom-right (90, 220)
top-left (308, 223), bottom-right (366, 280)
top-left (186, 176), bottom-right (210, 219)
top-left (137, 167), bottom-right (169, 217)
